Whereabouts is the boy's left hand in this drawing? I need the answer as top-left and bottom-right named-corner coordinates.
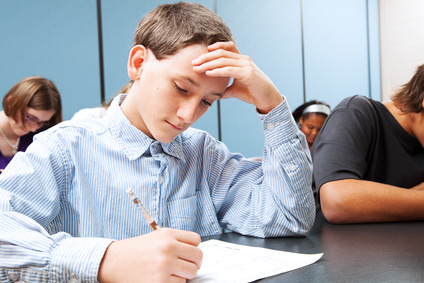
top-left (192, 41), bottom-right (283, 114)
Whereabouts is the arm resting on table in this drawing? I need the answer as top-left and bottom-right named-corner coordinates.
top-left (320, 179), bottom-right (424, 224)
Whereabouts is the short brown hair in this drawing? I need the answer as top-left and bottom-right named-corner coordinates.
top-left (3, 76), bottom-right (63, 128)
top-left (391, 64), bottom-right (424, 114)
top-left (133, 2), bottom-right (235, 60)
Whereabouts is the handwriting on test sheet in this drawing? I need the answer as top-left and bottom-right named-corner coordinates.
top-left (189, 239), bottom-right (323, 283)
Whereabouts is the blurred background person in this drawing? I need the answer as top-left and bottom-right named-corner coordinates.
top-left (0, 76), bottom-right (62, 172)
top-left (292, 100), bottom-right (331, 150)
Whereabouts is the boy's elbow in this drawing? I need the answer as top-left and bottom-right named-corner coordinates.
top-left (290, 197), bottom-right (316, 236)
top-left (320, 182), bottom-right (351, 224)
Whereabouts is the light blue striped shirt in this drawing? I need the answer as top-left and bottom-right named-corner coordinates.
top-left (0, 95), bottom-right (315, 282)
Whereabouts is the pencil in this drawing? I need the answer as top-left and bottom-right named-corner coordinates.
top-left (126, 188), bottom-right (161, 230)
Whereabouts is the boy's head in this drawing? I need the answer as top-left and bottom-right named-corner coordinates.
top-left (133, 2), bottom-right (235, 60)
top-left (124, 2), bottom-right (233, 143)
top-left (392, 63), bottom-right (424, 114)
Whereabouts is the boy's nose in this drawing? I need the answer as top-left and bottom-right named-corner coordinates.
top-left (177, 99), bottom-right (198, 124)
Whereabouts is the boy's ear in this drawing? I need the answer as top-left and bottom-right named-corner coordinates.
top-left (128, 45), bottom-right (147, 80)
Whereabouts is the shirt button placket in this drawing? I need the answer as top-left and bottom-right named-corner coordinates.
top-left (158, 175), bottom-right (165, 184)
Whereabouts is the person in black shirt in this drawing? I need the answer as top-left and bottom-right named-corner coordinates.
top-left (312, 64), bottom-right (424, 224)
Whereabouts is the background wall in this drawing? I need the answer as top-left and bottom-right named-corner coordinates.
top-left (379, 0), bottom-right (424, 102)
top-left (0, 0), bottom-right (380, 158)
top-left (0, 0), bottom-right (101, 120)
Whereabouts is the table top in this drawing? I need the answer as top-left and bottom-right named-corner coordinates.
top-left (202, 211), bottom-right (424, 282)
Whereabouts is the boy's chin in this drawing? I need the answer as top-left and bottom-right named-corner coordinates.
top-left (154, 134), bottom-right (178, 144)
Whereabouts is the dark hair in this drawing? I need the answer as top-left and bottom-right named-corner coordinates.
top-left (391, 64), bottom-right (424, 114)
top-left (133, 2), bottom-right (235, 60)
top-left (3, 76), bottom-right (63, 128)
top-left (292, 100), bottom-right (330, 122)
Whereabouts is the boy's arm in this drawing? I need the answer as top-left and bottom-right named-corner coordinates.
top-left (210, 99), bottom-right (315, 237)
top-left (320, 179), bottom-right (424, 224)
top-left (194, 43), bottom-right (315, 236)
top-left (0, 193), bottom-right (112, 282)
top-left (98, 228), bottom-right (202, 282)
top-left (0, 136), bottom-right (113, 282)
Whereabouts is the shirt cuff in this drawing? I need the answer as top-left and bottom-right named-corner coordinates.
top-left (257, 96), bottom-right (298, 147)
top-left (50, 236), bottom-right (114, 282)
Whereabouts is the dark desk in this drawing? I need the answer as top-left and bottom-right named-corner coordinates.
top-left (202, 212), bottom-right (424, 282)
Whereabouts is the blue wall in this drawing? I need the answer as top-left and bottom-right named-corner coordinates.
top-left (0, 0), bottom-right (380, 157)
top-left (0, 0), bottom-right (101, 120)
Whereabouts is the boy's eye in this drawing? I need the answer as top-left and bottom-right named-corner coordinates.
top-left (201, 99), bottom-right (212, 107)
top-left (175, 83), bottom-right (188, 93)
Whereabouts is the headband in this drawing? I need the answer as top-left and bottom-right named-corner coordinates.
top-left (302, 104), bottom-right (331, 116)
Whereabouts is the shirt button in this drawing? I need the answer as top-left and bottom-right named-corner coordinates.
top-left (7, 273), bottom-right (19, 281)
top-left (68, 273), bottom-right (80, 283)
top-left (289, 164), bottom-right (297, 171)
top-left (158, 175), bottom-right (165, 184)
top-left (267, 123), bottom-right (275, 131)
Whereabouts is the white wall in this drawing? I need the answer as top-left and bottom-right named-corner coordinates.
top-left (379, 0), bottom-right (424, 102)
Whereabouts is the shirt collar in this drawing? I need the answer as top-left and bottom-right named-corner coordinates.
top-left (106, 94), bottom-right (185, 161)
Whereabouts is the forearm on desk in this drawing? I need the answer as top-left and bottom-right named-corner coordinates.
top-left (261, 98), bottom-right (315, 235)
top-left (0, 211), bottom-right (112, 282)
top-left (320, 179), bottom-right (424, 224)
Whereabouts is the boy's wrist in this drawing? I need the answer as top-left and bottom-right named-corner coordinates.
top-left (257, 96), bottom-right (284, 114)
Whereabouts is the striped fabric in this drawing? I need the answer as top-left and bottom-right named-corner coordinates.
top-left (0, 95), bottom-right (315, 282)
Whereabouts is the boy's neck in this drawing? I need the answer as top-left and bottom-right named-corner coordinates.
top-left (383, 100), bottom-right (420, 139)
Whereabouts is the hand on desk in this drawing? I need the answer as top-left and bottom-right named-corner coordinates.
top-left (98, 228), bottom-right (202, 283)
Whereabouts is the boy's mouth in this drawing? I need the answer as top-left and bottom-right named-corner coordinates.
top-left (167, 121), bottom-right (183, 131)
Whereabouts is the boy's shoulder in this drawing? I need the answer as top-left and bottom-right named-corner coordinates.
top-left (337, 95), bottom-right (373, 109)
top-left (38, 117), bottom-right (108, 140)
top-left (335, 95), bottom-right (383, 116)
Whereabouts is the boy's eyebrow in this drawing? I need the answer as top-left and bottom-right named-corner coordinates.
top-left (182, 76), bottom-right (224, 98)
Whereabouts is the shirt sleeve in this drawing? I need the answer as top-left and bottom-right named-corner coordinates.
top-left (311, 105), bottom-right (373, 196)
top-left (0, 133), bottom-right (113, 282)
top-left (210, 97), bottom-right (315, 238)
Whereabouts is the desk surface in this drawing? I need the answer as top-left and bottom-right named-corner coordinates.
top-left (202, 211), bottom-right (424, 282)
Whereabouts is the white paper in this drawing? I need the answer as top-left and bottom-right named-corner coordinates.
top-left (189, 239), bottom-right (323, 283)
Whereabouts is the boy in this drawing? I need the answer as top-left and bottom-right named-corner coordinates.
top-left (0, 2), bottom-right (314, 282)
top-left (312, 63), bottom-right (424, 224)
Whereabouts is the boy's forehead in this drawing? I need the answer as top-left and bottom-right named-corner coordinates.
top-left (174, 44), bottom-right (208, 58)
top-left (149, 44), bottom-right (230, 94)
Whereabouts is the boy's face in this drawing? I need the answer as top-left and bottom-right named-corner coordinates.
top-left (124, 44), bottom-right (230, 143)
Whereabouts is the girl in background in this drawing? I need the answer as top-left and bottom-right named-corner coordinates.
top-left (0, 76), bottom-right (62, 171)
top-left (292, 100), bottom-right (331, 150)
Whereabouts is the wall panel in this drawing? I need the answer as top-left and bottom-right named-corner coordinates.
top-left (217, 0), bottom-right (304, 157)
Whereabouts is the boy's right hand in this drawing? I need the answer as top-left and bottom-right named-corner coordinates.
top-left (98, 228), bottom-right (202, 282)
